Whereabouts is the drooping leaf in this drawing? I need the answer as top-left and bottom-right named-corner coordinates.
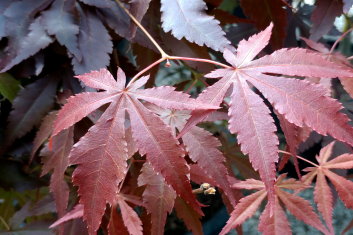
top-left (69, 99), bottom-right (128, 235)
top-left (41, 127), bottom-right (73, 218)
top-left (4, 76), bottom-right (58, 147)
top-left (310, 0), bottom-right (343, 41)
top-left (31, 111), bottom-right (57, 162)
top-left (138, 162), bottom-right (176, 235)
top-left (0, 73), bottom-right (20, 102)
top-left (71, 9), bottom-right (112, 74)
top-left (41, 0), bottom-right (81, 60)
top-left (160, 0), bottom-right (230, 51)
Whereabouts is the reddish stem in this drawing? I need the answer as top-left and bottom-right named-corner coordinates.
top-left (278, 150), bottom-right (319, 167)
top-left (169, 56), bottom-right (232, 69)
top-left (329, 27), bottom-right (353, 54)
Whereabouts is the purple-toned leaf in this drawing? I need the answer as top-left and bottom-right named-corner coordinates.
top-left (310, 0), bottom-right (343, 41)
top-left (117, 197), bottom-right (143, 235)
top-left (50, 204), bottom-right (84, 228)
top-left (174, 197), bottom-right (203, 235)
top-left (71, 9), bottom-right (112, 74)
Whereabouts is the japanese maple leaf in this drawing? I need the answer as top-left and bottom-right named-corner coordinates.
top-left (180, 23), bottom-right (353, 209)
top-left (52, 68), bottom-right (217, 234)
top-left (146, 104), bottom-right (237, 206)
top-left (220, 175), bottom-right (329, 235)
top-left (302, 37), bottom-right (353, 99)
top-left (302, 141), bottom-right (353, 233)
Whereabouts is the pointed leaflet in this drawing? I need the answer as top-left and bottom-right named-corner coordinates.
top-left (174, 197), bottom-right (203, 235)
top-left (69, 98), bottom-right (128, 235)
top-left (240, 0), bottom-right (287, 49)
top-left (147, 105), bottom-right (236, 206)
top-left (53, 68), bottom-right (214, 231)
top-left (245, 72), bottom-right (353, 147)
top-left (310, 0), bottom-right (343, 41)
top-left (31, 111), bottom-right (58, 162)
top-left (41, 127), bottom-right (73, 218)
top-left (50, 204), bottom-right (84, 228)
top-left (314, 170), bottom-right (334, 233)
top-left (229, 78), bottom-right (278, 207)
top-left (71, 9), bottom-right (112, 74)
top-left (160, 0), bottom-right (230, 51)
top-left (4, 76), bottom-right (58, 147)
top-left (125, 98), bottom-right (202, 215)
top-left (138, 163), bottom-right (176, 235)
top-left (276, 189), bottom-right (328, 234)
top-left (258, 198), bottom-right (291, 235)
top-left (108, 205), bottom-right (129, 235)
top-left (0, 0), bottom-right (53, 72)
top-left (41, 0), bottom-right (81, 60)
top-left (116, 196), bottom-right (143, 235)
top-left (129, 0), bottom-right (151, 38)
top-left (220, 190), bottom-right (267, 235)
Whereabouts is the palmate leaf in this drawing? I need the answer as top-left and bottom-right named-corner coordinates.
top-left (53, 68), bottom-right (217, 234)
top-left (181, 23), bottom-right (353, 209)
top-left (160, 0), bottom-right (230, 51)
top-left (221, 176), bottom-right (327, 235)
top-left (303, 141), bottom-right (353, 231)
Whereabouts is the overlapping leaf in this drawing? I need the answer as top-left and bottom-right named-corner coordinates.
top-left (220, 175), bottom-right (327, 235)
top-left (53, 68), bottom-right (217, 234)
top-left (302, 141), bottom-right (353, 232)
top-left (181, 23), bottom-right (353, 209)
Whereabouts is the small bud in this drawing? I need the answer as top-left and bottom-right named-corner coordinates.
top-left (200, 183), bottom-right (211, 190)
top-left (165, 60), bottom-right (171, 67)
top-left (204, 187), bottom-right (216, 195)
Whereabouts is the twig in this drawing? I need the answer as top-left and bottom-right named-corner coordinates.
top-left (329, 27), bottom-right (353, 54)
top-left (278, 150), bottom-right (319, 167)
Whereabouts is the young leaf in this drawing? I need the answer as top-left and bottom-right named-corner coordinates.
top-left (160, 0), bottom-right (230, 51)
top-left (50, 204), bottom-right (84, 228)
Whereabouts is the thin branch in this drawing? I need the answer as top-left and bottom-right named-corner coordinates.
top-left (169, 56), bottom-right (232, 69)
top-left (115, 0), bottom-right (169, 58)
top-left (127, 57), bottom-right (167, 87)
top-left (329, 27), bottom-right (353, 54)
top-left (278, 150), bottom-right (319, 167)
top-left (0, 216), bottom-right (10, 231)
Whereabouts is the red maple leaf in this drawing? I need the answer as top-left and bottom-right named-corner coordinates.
top-left (179, 23), bottom-right (353, 210)
top-left (52, 68), bottom-right (217, 234)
